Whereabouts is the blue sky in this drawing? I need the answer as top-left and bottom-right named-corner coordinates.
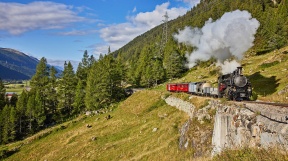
top-left (0, 0), bottom-right (200, 68)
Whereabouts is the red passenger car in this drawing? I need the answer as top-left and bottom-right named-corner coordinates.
top-left (176, 83), bottom-right (189, 93)
top-left (166, 83), bottom-right (178, 92)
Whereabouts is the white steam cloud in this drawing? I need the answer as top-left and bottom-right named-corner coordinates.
top-left (173, 10), bottom-right (260, 74)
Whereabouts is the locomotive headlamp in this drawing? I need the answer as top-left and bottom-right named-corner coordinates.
top-left (247, 87), bottom-right (252, 92)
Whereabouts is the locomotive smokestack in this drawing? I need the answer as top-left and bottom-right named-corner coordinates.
top-left (237, 67), bottom-right (243, 75)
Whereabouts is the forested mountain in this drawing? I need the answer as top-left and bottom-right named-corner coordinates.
top-left (0, 48), bottom-right (62, 80)
top-left (112, 0), bottom-right (288, 86)
top-left (0, 64), bottom-right (30, 80)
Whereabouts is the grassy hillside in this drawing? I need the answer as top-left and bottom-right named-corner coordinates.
top-left (158, 46), bottom-right (288, 103)
top-left (1, 90), bottom-right (202, 161)
top-left (1, 47), bottom-right (287, 160)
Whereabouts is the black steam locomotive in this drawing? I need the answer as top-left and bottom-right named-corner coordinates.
top-left (218, 67), bottom-right (252, 101)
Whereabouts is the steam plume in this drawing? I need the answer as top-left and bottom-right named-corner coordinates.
top-left (173, 10), bottom-right (260, 74)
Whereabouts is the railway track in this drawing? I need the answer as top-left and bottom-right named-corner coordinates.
top-left (242, 101), bottom-right (288, 108)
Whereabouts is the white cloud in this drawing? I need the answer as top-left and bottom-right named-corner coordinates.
top-left (57, 29), bottom-right (98, 36)
top-left (133, 7), bottom-right (137, 13)
top-left (95, 2), bottom-right (187, 55)
top-left (183, 0), bottom-right (201, 7)
top-left (176, 0), bottom-right (201, 7)
top-left (0, 2), bottom-right (86, 35)
top-left (47, 59), bottom-right (80, 71)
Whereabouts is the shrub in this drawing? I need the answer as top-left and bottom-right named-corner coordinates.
top-left (259, 61), bottom-right (279, 69)
top-left (250, 91), bottom-right (258, 101)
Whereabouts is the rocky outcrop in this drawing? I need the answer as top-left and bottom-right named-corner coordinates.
top-left (212, 101), bottom-right (288, 156)
top-left (164, 95), bottom-right (288, 157)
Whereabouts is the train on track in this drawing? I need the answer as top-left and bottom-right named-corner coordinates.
top-left (167, 67), bottom-right (252, 101)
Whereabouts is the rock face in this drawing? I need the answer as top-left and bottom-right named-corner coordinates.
top-left (164, 96), bottom-right (195, 118)
top-left (165, 96), bottom-right (214, 157)
top-left (212, 101), bottom-right (288, 156)
top-left (164, 95), bottom-right (288, 157)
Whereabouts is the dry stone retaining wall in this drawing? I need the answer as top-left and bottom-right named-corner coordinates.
top-left (164, 96), bottom-right (288, 156)
top-left (212, 101), bottom-right (288, 156)
top-left (164, 96), bottom-right (195, 118)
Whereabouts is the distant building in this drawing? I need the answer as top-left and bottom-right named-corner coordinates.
top-left (5, 92), bottom-right (17, 101)
top-left (25, 86), bottom-right (31, 92)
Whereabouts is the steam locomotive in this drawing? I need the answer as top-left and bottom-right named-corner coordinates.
top-left (167, 67), bottom-right (252, 101)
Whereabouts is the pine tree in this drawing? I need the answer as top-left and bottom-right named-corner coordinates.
top-left (72, 80), bottom-right (85, 115)
top-left (0, 79), bottom-right (6, 110)
top-left (58, 61), bottom-right (76, 119)
top-left (88, 55), bottom-right (96, 68)
top-left (46, 66), bottom-right (58, 117)
top-left (30, 57), bottom-right (50, 122)
top-left (9, 106), bottom-right (16, 141)
top-left (74, 51), bottom-right (91, 113)
top-left (16, 90), bottom-right (28, 136)
top-left (164, 51), bottom-right (186, 79)
top-left (85, 55), bottom-right (125, 110)
top-left (35, 91), bottom-right (45, 129)
top-left (76, 50), bottom-right (90, 86)
top-left (26, 94), bottom-right (36, 134)
top-left (151, 58), bottom-right (165, 86)
top-left (1, 105), bottom-right (10, 144)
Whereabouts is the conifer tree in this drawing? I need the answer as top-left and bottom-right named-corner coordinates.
top-left (0, 79), bottom-right (6, 110)
top-left (35, 91), bottom-right (45, 129)
top-left (72, 80), bottom-right (85, 115)
top-left (58, 61), bottom-right (76, 118)
top-left (16, 90), bottom-right (28, 135)
top-left (164, 51), bottom-right (186, 79)
top-left (85, 55), bottom-right (125, 110)
top-left (9, 106), bottom-right (16, 141)
top-left (26, 94), bottom-right (36, 134)
top-left (76, 50), bottom-right (89, 85)
top-left (151, 58), bottom-right (165, 86)
top-left (74, 51), bottom-right (91, 114)
top-left (88, 55), bottom-right (96, 68)
top-left (1, 105), bottom-right (10, 144)
top-left (30, 57), bottom-right (50, 119)
top-left (46, 66), bottom-right (58, 117)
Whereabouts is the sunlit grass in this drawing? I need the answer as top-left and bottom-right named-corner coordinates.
top-left (2, 90), bottom-right (201, 161)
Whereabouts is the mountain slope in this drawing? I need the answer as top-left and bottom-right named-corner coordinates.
top-left (113, 0), bottom-right (288, 64)
top-left (0, 64), bottom-right (30, 80)
top-left (0, 48), bottom-right (62, 80)
top-left (2, 90), bottom-right (195, 161)
top-left (0, 48), bottom-right (38, 80)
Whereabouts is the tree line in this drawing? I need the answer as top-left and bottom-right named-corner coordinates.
top-left (0, 50), bottom-right (127, 144)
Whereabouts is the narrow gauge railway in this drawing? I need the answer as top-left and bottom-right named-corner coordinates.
top-left (242, 101), bottom-right (288, 108)
top-left (167, 67), bottom-right (252, 101)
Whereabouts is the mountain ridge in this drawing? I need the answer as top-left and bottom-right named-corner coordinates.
top-left (0, 47), bottom-right (62, 80)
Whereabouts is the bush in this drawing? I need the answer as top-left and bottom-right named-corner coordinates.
top-left (259, 61), bottom-right (280, 69)
top-left (250, 91), bottom-right (258, 101)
